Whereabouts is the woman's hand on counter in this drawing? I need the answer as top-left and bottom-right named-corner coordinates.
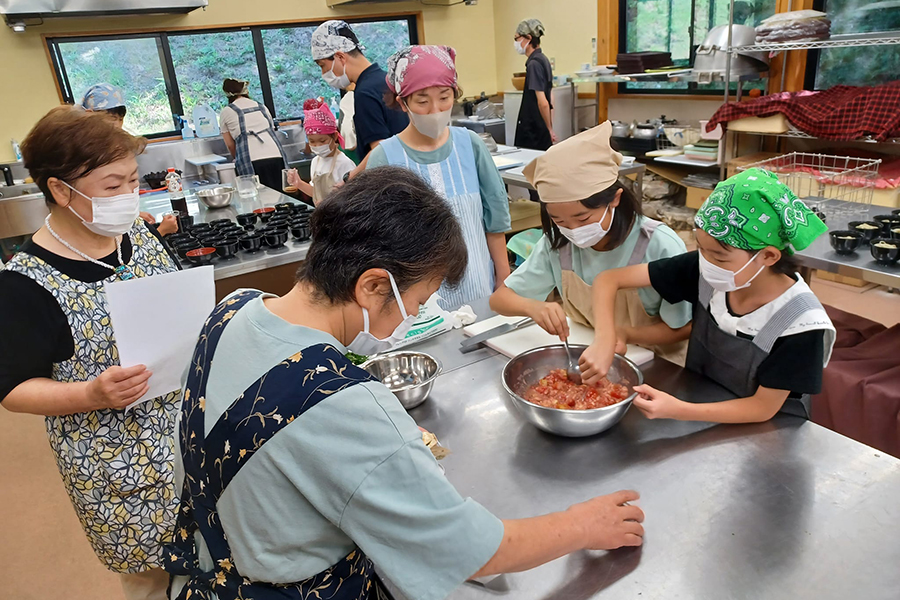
top-left (569, 490), bottom-right (645, 550)
top-left (86, 364), bottom-right (153, 411)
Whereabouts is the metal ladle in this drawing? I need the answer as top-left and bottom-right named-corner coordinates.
top-left (563, 338), bottom-right (583, 385)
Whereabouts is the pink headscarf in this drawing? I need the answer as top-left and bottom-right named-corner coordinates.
top-left (385, 45), bottom-right (458, 98)
top-left (303, 99), bottom-right (343, 147)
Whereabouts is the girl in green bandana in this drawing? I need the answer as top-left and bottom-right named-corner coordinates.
top-left (581, 168), bottom-right (836, 423)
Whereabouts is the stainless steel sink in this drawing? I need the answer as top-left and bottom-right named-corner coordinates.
top-left (0, 186), bottom-right (48, 238)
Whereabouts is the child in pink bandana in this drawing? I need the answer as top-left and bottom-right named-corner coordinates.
top-left (287, 99), bottom-right (355, 205)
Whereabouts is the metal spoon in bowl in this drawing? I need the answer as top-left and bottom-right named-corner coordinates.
top-left (563, 338), bottom-right (583, 385)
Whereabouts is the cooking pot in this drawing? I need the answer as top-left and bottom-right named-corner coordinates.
top-left (632, 122), bottom-right (659, 139)
top-left (611, 121), bottom-right (630, 137)
top-left (693, 24), bottom-right (768, 84)
top-left (216, 163), bottom-right (236, 186)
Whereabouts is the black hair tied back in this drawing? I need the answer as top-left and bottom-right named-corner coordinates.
top-left (296, 166), bottom-right (468, 304)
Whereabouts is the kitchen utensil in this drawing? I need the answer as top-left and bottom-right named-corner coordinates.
top-left (236, 174), bottom-right (260, 199)
top-left (829, 230), bottom-right (863, 255)
top-left (562, 338), bottom-right (583, 384)
top-left (874, 215), bottom-right (900, 236)
top-left (239, 232), bottom-right (263, 253)
top-left (173, 241), bottom-right (201, 260)
top-left (196, 186), bottom-right (234, 209)
top-left (264, 230), bottom-right (289, 248)
top-left (460, 317), bottom-right (535, 353)
top-left (214, 239), bottom-right (239, 260)
top-left (209, 218), bottom-right (233, 229)
top-left (215, 163), bottom-right (236, 186)
top-left (361, 352), bottom-right (442, 410)
top-left (502, 345), bottom-right (643, 437)
top-left (254, 207), bottom-right (276, 222)
top-left (693, 25), bottom-right (768, 84)
top-left (290, 224), bottom-right (311, 241)
top-left (663, 126), bottom-right (701, 148)
top-left (236, 212), bottom-right (258, 228)
top-left (632, 122), bottom-right (659, 139)
top-left (869, 238), bottom-right (900, 265)
top-left (847, 221), bottom-right (882, 244)
top-left (511, 76), bottom-right (525, 91)
top-left (610, 121), bottom-right (630, 137)
top-left (892, 227), bottom-right (900, 239)
top-left (185, 247), bottom-right (216, 266)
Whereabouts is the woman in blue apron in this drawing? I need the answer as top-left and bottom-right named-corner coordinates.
top-left (219, 78), bottom-right (288, 192)
top-left (490, 122), bottom-right (692, 365)
top-left (365, 45), bottom-right (511, 309)
top-left (582, 169), bottom-right (836, 423)
top-left (165, 167), bottom-right (646, 600)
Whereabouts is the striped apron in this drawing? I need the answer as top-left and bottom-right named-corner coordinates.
top-left (380, 127), bottom-right (494, 309)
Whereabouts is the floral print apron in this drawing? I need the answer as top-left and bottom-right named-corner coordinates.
top-left (164, 291), bottom-right (378, 600)
top-left (2, 219), bottom-right (181, 573)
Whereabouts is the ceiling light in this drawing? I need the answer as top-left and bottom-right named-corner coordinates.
top-left (11, 22), bottom-right (26, 33)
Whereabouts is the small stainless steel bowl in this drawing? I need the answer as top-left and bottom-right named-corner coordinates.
top-left (502, 344), bottom-right (643, 437)
top-left (361, 352), bottom-right (442, 410)
top-left (196, 186), bottom-right (235, 209)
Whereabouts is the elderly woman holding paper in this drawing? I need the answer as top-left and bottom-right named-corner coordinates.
top-left (0, 106), bottom-right (181, 600)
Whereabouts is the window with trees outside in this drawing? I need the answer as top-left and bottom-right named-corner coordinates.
top-left (621, 0), bottom-right (775, 93)
top-left (47, 16), bottom-right (416, 138)
top-left (807, 0), bottom-right (900, 90)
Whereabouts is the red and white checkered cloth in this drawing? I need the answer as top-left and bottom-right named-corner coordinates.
top-left (707, 81), bottom-right (900, 141)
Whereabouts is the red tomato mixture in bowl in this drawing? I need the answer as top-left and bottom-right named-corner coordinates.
top-left (523, 369), bottom-right (630, 410)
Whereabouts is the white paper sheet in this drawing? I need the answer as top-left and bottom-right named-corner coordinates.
top-left (105, 266), bottom-right (216, 409)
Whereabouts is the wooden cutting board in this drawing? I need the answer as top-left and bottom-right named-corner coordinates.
top-left (462, 315), bottom-right (655, 366)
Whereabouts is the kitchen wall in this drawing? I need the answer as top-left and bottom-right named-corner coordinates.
top-left (491, 0), bottom-right (598, 95)
top-left (608, 97), bottom-right (723, 127)
top-left (0, 0), bottom-right (498, 162)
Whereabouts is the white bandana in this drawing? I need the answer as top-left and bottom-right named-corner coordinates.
top-left (311, 20), bottom-right (364, 60)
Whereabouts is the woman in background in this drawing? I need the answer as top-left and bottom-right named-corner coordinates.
top-left (219, 78), bottom-right (288, 191)
top-left (367, 45), bottom-right (511, 309)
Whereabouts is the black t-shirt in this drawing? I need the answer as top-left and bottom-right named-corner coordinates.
top-left (0, 223), bottom-right (177, 401)
top-left (647, 251), bottom-right (826, 396)
top-left (353, 63), bottom-right (409, 158)
top-left (525, 48), bottom-right (554, 109)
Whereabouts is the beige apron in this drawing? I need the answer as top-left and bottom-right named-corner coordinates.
top-left (312, 154), bottom-right (339, 205)
top-left (558, 218), bottom-right (688, 366)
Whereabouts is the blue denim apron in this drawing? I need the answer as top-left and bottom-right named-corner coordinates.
top-left (163, 290), bottom-right (377, 599)
top-left (380, 127), bottom-right (494, 309)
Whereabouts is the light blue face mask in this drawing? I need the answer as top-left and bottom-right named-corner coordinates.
top-left (347, 271), bottom-right (417, 355)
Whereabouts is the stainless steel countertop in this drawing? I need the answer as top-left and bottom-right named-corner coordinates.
top-left (386, 304), bottom-right (900, 600)
top-left (497, 146), bottom-right (646, 190)
top-left (795, 200), bottom-right (900, 288)
top-left (139, 184), bottom-right (310, 280)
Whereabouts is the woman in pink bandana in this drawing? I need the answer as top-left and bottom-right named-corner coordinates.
top-left (287, 99), bottom-right (355, 205)
top-left (366, 45), bottom-right (512, 309)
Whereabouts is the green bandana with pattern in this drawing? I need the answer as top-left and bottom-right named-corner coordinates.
top-left (694, 168), bottom-right (827, 254)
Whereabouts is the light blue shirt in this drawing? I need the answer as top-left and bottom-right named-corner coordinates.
top-left (176, 294), bottom-right (503, 600)
top-left (504, 217), bottom-right (693, 328)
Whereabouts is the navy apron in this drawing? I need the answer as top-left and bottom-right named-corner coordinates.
top-left (163, 290), bottom-right (379, 599)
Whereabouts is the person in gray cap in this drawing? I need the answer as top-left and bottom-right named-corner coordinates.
top-left (311, 20), bottom-right (408, 164)
top-left (513, 18), bottom-right (555, 150)
top-left (81, 83), bottom-right (127, 125)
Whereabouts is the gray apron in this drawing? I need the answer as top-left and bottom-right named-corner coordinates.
top-left (686, 276), bottom-right (825, 418)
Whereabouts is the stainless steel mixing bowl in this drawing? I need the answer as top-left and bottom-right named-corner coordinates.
top-left (196, 186), bottom-right (235, 209)
top-left (361, 352), bottom-right (442, 410)
top-left (502, 344), bottom-right (643, 437)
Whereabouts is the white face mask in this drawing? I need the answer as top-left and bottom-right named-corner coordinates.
top-left (514, 39), bottom-right (527, 55)
top-left (310, 144), bottom-right (333, 157)
top-left (698, 250), bottom-right (765, 293)
top-left (557, 205), bottom-right (615, 249)
top-left (62, 181), bottom-right (140, 237)
top-left (405, 102), bottom-right (452, 140)
top-left (347, 271), bottom-right (418, 356)
top-left (323, 59), bottom-right (350, 90)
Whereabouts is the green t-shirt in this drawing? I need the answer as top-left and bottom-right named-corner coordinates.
top-left (366, 128), bottom-right (511, 234)
top-left (504, 217), bottom-right (693, 328)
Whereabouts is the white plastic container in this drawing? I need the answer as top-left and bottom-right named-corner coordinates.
top-left (192, 105), bottom-right (220, 138)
